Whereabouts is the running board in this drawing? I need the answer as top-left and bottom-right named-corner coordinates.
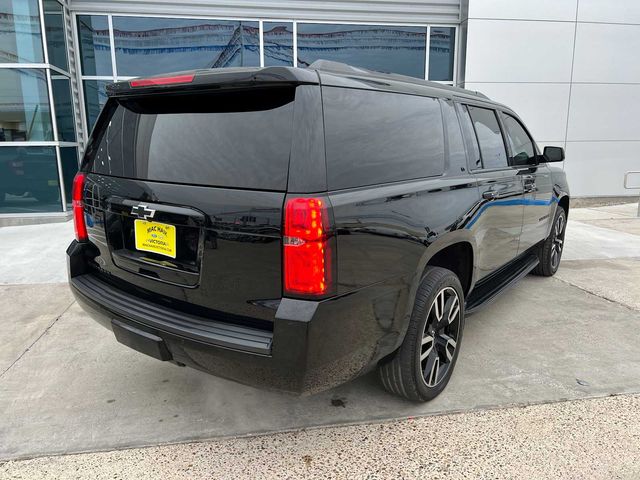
top-left (465, 254), bottom-right (539, 315)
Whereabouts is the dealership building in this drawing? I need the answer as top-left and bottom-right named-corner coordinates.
top-left (1, 0), bottom-right (638, 220)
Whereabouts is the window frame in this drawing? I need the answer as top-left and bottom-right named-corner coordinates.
top-left (295, 22), bottom-right (428, 79)
top-left (0, 0), bottom-right (82, 216)
top-left (71, 11), bottom-right (459, 140)
top-left (461, 102), bottom-right (512, 173)
top-left (498, 110), bottom-right (540, 166)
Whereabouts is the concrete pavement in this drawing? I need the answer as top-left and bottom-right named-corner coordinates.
top-left (3, 394), bottom-right (639, 480)
top-left (1, 202), bottom-right (639, 468)
top-left (0, 221), bottom-right (72, 284)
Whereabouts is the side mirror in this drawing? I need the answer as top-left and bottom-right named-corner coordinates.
top-left (543, 146), bottom-right (565, 163)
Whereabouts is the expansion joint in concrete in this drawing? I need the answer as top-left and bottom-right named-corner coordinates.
top-left (0, 300), bottom-right (76, 380)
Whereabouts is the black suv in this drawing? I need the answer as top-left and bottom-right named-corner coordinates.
top-left (67, 61), bottom-right (569, 402)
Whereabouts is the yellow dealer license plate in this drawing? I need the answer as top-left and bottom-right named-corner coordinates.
top-left (134, 219), bottom-right (176, 258)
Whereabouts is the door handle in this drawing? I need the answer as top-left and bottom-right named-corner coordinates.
top-left (523, 180), bottom-right (536, 193)
top-left (482, 190), bottom-right (498, 200)
top-left (521, 174), bottom-right (536, 193)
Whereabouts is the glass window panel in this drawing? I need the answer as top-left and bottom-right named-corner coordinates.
top-left (0, 69), bottom-right (52, 142)
top-left (51, 76), bottom-right (75, 142)
top-left (59, 146), bottom-right (78, 207)
top-left (297, 24), bottom-right (426, 78)
top-left (0, 146), bottom-right (62, 213)
top-left (77, 15), bottom-right (112, 76)
top-left (88, 89), bottom-right (294, 191)
top-left (263, 22), bottom-right (293, 66)
top-left (83, 79), bottom-right (109, 132)
top-left (0, 0), bottom-right (44, 63)
top-left (457, 103), bottom-right (481, 169)
top-left (43, 0), bottom-right (68, 71)
top-left (467, 105), bottom-right (508, 169)
top-left (324, 88), bottom-right (444, 190)
top-left (502, 113), bottom-right (536, 166)
top-left (113, 17), bottom-right (259, 77)
top-left (441, 100), bottom-right (466, 168)
top-left (428, 27), bottom-right (455, 81)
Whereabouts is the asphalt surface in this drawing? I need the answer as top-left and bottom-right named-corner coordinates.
top-left (1, 201), bottom-right (639, 477)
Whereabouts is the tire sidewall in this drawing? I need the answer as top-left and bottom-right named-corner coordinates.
top-left (548, 208), bottom-right (566, 275)
top-left (412, 269), bottom-right (465, 400)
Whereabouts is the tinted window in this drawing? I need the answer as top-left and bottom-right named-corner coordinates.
top-left (0, 0), bottom-right (43, 63)
top-left (467, 106), bottom-right (508, 169)
top-left (60, 147), bottom-right (79, 208)
top-left (502, 113), bottom-right (536, 166)
top-left (77, 15), bottom-right (112, 76)
top-left (457, 104), bottom-right (481, 169)
top-left (88, 89), bottom-right (294, 191)
top-left (0, 69), bottom-right (52, 142)
top-left (263, 22), bottom-right (293, 66)
top-left (43, 0), bottom-right (68, 71)
top-left (429, 27), bottom-right (455, 81)
top-left (324, 88), bottom-right (444, 190)
top-left (297, 24), bottom-right (426, 78)
top-left (112, 17), bottom-right (259, 76)
top-left (52, 76), bottom-right (76, 142)
top-left (0, 146), bottom-right (61, 214)
top-left (441, 100), bottom-right (466, 169)
top-left (83, 80), bottom-right (109, 132)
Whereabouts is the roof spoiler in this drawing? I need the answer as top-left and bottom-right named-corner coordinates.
top-left (106, 67), bottom-right (319, 97)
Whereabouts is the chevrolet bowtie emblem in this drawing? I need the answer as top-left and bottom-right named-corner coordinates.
top-left (131, 204), bottom-right (156, 220)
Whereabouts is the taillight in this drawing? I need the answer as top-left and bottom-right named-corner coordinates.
top-left (130, 74), bottom-right (195, 87)
top-left (283, 197), bottom-right (334, 297)
top-left (72, 172), bottom-right (87, 241)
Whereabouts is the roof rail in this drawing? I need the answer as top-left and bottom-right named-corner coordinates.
top-left (308, 60), bottom-right (375, 75)
top-left (307, 60), bottom-right (490, 100)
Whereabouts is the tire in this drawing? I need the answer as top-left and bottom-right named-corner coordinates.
top-left (531, 206), bottom-right (567, 277)
top-left (378, 266), bottom-right (465, 402)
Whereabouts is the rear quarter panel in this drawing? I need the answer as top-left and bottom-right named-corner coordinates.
top-left (547, 164), bottom-right (571, 234)
top-left (328, 175), bottom-right (480, 355)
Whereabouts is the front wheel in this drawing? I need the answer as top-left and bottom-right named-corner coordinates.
top-left (378, 267), bottom-right (465, 402)
top-left (532, 207), bottom-right (567, 277)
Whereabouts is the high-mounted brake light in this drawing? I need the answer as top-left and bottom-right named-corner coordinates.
top-left (72, 172), bottom-right (87, 241)
top-left (283, 197), bottom-right (333, 296)
top-left (130, 74), bottom-right (195, 88)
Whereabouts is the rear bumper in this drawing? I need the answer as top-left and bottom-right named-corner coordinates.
top-left (68, 241), bottom-right (403, 394)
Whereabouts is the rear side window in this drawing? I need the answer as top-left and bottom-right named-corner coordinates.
top-left (323, 87), bottom-right (444, 190)
top-left (502, 113), bottom-right (536, 166)
top-left (87, 88), bottom-right (295, 190)
top-left (457, 104), bottom-right (481, 169)
top-left (441, 100), bottom-right (467, 169)
top-left (467, 105), bottom-right (508, 169)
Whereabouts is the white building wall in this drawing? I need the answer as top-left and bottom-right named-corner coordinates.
top-left (69, 0), bottom-right (461, 24)
top-left (461, 0), bottom-right (640, 197)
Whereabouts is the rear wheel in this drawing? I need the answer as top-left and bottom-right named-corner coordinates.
top-left (378, 267), bottom-right (465, 402)
top-left (532, 207), bottom-right (566, 277)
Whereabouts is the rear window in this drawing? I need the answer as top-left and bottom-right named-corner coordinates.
top-left (86, 88), bottom-right (295, 190)
top-left (323, 87), bottom-right (444, 190)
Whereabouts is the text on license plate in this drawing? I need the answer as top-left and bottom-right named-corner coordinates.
top-left (134, 219), bottom-right (176, 258)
